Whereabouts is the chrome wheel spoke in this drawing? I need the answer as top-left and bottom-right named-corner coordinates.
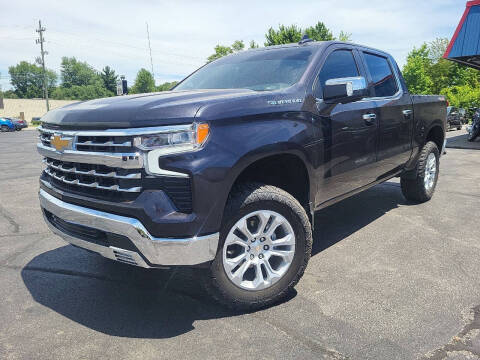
top-left (225, 236), bottom-right (249, 248)
top-left (263, 260), bottom-right (281, 283)
top-left (272, 233), bottom-right (295, 246)
top-left (238, 217), bottom-right (256, 238)
top-left (256, 211), bottom-right (271, 235)
top-left (224, 253), bottom-right (247, 273)
top-left (268, 249), bottom-right (295, 263)
top-left (252, 263), bottom-right (266, 289)
top-left (231, 258), bottom-right (250, 280)
top-left (266, 216), bottom-right (282, 237)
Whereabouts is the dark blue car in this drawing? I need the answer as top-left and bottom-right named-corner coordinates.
top-left (0, 117), bottom-right (15, 132)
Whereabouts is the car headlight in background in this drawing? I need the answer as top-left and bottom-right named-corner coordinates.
top-left (134, 123), bottom-right (209, 176)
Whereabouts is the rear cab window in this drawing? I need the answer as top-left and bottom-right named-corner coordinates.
top-left (362, 52), bottom-right (398, 97)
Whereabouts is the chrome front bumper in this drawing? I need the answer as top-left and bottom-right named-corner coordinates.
top-left (39, 189), bottom-right (219, 268)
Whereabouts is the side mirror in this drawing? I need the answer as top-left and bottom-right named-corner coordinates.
top-left (323, 76), bottom-right (368, 104)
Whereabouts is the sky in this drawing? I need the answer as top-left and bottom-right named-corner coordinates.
top-left (0, 0), bottom-right (467, 91)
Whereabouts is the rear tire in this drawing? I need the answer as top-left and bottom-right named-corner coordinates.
top-left (0, 125), bottom-right (8, 132)
top-left (401, 141), bottom-right (439, 203)
top-left (205, 183), bottom-right (312, 311)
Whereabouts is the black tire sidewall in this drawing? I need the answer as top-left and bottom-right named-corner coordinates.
top-left (210, 188), bottom-right (310, 306)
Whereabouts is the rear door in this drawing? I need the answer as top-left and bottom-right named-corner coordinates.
top-left (359, 50), bottom-right (414, 177)
top-left (312, 45), bottom-right (380, 204)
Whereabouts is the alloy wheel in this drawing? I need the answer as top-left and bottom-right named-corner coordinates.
top-left (222, 210), bottom-right (296, 291)
top-left (424, 153), bottom-right (437, 191)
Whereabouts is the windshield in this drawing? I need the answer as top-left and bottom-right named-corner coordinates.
top-left (175, 47), bottom-right (315, 92)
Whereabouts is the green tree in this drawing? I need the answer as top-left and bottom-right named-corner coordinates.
top-left (8, 61), bottom-right (57, 98)
top-left (249, 40), bottom-right (259, 49)
top-left (428, 38), bottom-right (449, 63)
top-left (130, 68), bottom-right (155, 94)
top-left (338, 31), bottom-right (352, 42)
top-left (264, 22), bottom-right (349, 46)
top-left (231, 40), bottom-right (245, 52)
top-left (305, 22), bottom-right (334, 41)
top-left (265, 24), bottom-right (302, 46)
top-left (51, 81), bottom-right (111, 101)
top-left (156, 81), bottom-right (178, 91)
top-left (403, 37), bottom-right (480, 111)
top-left (0, 90), bottom-right (19, 99)
top-left (441, 85), bottom-right (480, 109)
top-left (402, 44), bottom-right (433, 94)
top-left (207, 40), bottom-right (247, 62)
top-left (100, 66), bottom-right (118, 93)
top-left (60, 57), bottom-right (100, 87)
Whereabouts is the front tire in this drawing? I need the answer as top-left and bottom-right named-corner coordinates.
top-left (0, 125), bottom-right (8, 132)
top-left (401, 141), bottom-right (439, 203)
top-left (206, 183), bottom-right (312, 311)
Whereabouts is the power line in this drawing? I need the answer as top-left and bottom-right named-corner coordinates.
top-left (36, 20), bottom-right (49, 111)
top-left (45, 27), bottom-right (204, 61)
top-left (146, 22), bottom-right (155, 79)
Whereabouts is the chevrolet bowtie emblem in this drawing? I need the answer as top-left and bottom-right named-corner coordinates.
top-left (50, 134), bottom-right (71, 152)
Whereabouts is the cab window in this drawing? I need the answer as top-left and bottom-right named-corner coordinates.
top-left (363, 53), bottom-right (398, 97)
top-left (317, 50), bottom-right (359, 97)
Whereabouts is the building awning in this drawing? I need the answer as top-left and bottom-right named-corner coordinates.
top-left (444, 0), bottom-right (480, 69)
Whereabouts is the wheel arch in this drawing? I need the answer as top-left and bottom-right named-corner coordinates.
top-left (425, 124), bottom-right (445, 152)
top-left (222, 149), bottom-right (315, 226)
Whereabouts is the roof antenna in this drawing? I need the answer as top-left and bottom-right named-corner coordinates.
top-left (299, 34), bottom-right (313, 44)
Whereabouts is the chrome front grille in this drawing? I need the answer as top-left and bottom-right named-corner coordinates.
top-left (44, 158), bottom-right (141, 180)
top-left (43, 158), bottom-right (142, 193)
top-left (75, 136), bottom-right (135, 153)
top-left (39, 127), bottom-right (136, 153)
top-left (37, 126), bottom-right (194, 213)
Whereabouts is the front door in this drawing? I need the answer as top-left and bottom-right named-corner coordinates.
top-left (312, 48), bottom-right (379, 204)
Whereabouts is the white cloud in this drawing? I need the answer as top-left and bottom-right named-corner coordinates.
top-left (0, 0), bottom-right (465, 90)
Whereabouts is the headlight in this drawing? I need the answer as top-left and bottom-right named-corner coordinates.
top-left (135, 123), bottom-right (210, 177)
top-left (134, 123), bottom-right (209, 154)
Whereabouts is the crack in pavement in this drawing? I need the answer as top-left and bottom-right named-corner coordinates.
top-left (422, 305), bottom-right (480, 359)
top-left (257, 312), bottom-right (349, 359)
top-left (0, 204), bottom-right (20, 233)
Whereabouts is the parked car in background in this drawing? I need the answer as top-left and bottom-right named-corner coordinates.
top-left (447, 106), bottom-right (462, 130)
top-left (7, 117), bottom-right (28, 131)
top-left (0, 117), bottom-right (15, 132)
top-left (459, 108), bottom-right (467, 124)
top-left (31, 117), bottom-right (42, 126)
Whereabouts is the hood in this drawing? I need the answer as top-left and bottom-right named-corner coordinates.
top-left (41, 89), bottom-right (256, 129)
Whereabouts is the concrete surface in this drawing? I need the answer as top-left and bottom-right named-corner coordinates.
top-left (446, 127), bottom-right (480, 150)
top-left (0, 131), bottom-right (479, 360)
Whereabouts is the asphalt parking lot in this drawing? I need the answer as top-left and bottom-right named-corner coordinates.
top-left (1, 129), bottom-right (479, 360)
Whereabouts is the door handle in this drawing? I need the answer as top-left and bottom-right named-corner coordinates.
top-left (402, 109), bottom-right (413, 117)
top-left (363, 113), bottom-right (376, 125)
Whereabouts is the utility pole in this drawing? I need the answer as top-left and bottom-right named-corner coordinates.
top-left (146, 22), bottom-right (155, 81)
top-left (36, 20), bottom-right (49, 111)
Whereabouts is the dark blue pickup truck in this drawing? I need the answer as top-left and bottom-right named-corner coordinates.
top-left (37, 40), bottom-right (446, 310)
